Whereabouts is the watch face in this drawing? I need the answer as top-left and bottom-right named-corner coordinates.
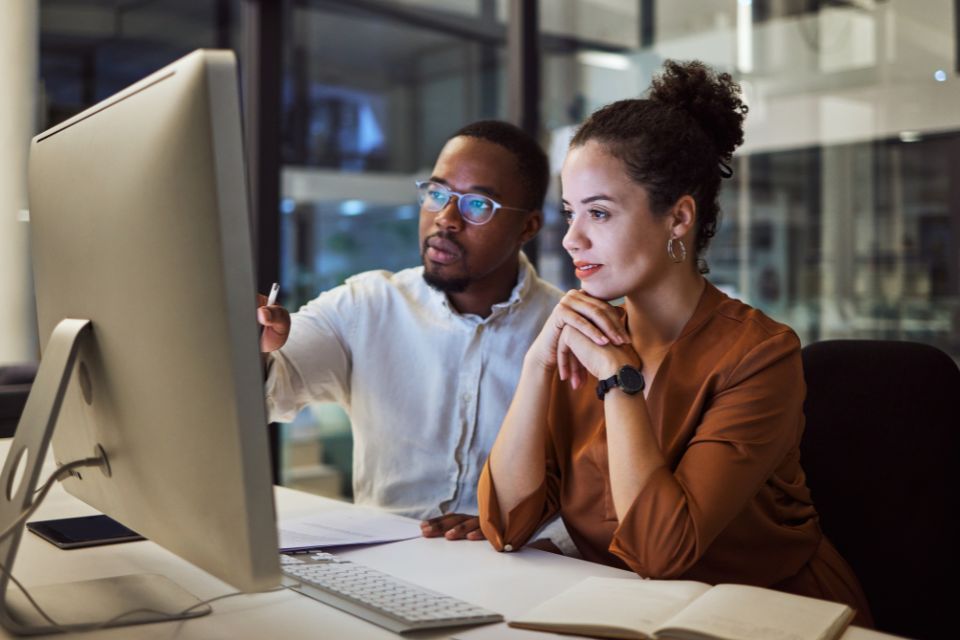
top-left (618, 366), bottom-right (645, 394)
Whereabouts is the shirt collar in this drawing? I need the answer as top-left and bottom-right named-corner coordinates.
top-left (490, 251), bottom-right (535, 313)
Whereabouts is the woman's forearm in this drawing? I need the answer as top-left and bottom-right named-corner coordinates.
top-left (487, 357), bottom-right (555, 516)
top-left (604, 389), bottom-right (666, 521)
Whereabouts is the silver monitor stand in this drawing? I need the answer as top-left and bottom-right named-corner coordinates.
top-left (0, 319), bottom-right (209, 635)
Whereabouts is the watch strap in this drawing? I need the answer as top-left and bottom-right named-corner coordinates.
top-left (596, 374), bottom-right (619, 400)
top-left (596, 365), bottom-right (645, 400)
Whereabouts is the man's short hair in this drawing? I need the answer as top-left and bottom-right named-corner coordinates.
top-left (451, 120), bottom-right (549, 211)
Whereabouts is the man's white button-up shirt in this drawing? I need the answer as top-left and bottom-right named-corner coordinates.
top-left (265, 254), bottom-right (562, 519)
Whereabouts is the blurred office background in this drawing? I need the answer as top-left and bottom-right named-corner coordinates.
top-left (4, 0), bottom-right (959, 497)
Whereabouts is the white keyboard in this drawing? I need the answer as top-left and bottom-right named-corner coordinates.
top-left (280, 552), bottom-right (503, 633)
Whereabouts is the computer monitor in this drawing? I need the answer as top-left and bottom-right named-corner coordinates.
top-left (0, 50), bottom-right (280, 634)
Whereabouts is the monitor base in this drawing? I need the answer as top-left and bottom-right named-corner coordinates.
top-left (4, 573), bottom-right (210, 635)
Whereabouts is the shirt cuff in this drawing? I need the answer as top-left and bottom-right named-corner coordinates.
top-left (478, 458), bottom-right (554, 552)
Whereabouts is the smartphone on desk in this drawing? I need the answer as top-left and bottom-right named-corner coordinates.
top-left (27, 514), bottom-right (145, 549)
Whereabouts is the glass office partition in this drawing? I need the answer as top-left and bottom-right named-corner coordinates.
top-left (39, 0), bottom-right (242, 129)
top-left (277, 0), bottom-right (508, 496)
top-left (709, 134), bottom-right (959, 359)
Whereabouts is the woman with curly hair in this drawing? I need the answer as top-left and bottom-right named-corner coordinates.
top-left (477, 60), bottom-right (872, 626)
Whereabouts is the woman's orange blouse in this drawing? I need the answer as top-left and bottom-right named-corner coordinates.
top-left (478, 282), bottom-right (872, 625)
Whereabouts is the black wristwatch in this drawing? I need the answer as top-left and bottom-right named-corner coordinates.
top-left (596, 365), bottom-right (645, 400)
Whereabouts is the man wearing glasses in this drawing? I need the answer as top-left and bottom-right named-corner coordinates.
top-left (258, 121), bottom-right (564, 544)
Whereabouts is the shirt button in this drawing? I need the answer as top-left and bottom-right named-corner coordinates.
top-left (462, 392), bottom-right (471, 403)
top-left (503, 544), bottom-right (514, 552)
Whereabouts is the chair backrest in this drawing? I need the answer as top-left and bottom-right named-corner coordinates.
top-left (800, 340), bottom-right (960, 640)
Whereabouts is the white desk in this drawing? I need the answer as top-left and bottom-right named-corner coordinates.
top-left (0, 440), bottom-right (896, 640)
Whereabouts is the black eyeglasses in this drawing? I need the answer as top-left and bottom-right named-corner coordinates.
top-left (415, 180), bottom-right (528, 225)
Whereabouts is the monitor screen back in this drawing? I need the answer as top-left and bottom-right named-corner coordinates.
top-left (27, 49), bottom-right (279, 592)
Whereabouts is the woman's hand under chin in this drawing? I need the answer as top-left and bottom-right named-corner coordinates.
top-left (524, 289), bottom-right (630, 375)
top-left (556, 322), bottom-right (641, 390)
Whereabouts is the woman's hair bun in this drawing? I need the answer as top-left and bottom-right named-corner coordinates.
top-left (649, 60), bottom-right (748, 162)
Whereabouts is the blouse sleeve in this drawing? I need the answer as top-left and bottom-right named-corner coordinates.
top-left (478, 381), bottom-right (564, 551)
top-left (609, 330), bottom-right (805, 577)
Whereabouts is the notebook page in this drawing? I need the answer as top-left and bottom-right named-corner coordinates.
top-left (656, 583), bottom-right (854, 640)
top-left (512, 577), bottom-right (711, 638)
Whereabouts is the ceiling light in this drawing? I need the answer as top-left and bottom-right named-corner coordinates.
top-left (576, 51), bottom-right (631, 71)
top-left (340, 200), bottom-right (366, 216)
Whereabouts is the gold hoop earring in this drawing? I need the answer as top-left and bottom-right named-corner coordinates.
top-left (667, 237), bottom-right (687, 263)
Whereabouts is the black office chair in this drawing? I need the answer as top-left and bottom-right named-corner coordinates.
top-left (0, 362), bottom-right (38, 438)
top-left (800, 340), bottom-right (960, 640)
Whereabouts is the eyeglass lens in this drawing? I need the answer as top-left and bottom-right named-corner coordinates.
top-left (417, 182), bottom-right (495, 224)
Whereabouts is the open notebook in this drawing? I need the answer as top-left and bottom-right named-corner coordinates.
top-left (509, 576), bottom-right (855, 640)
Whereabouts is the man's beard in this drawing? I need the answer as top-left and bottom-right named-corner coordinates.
top-left (423, 271), bottom-right (471, 293)
top-left (421, 233), bottom-right (471, 293)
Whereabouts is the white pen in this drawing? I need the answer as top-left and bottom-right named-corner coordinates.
top-left (260, 282), bottom-right (280, 340)
top-left (265, 282), bottom-right (280, 307)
